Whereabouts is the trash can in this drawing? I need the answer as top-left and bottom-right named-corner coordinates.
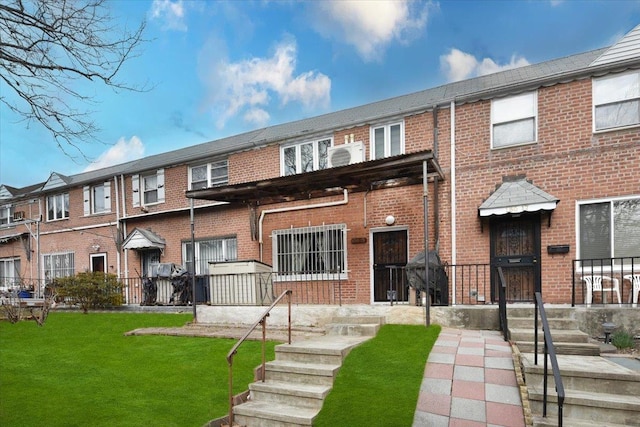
top-left (18, 290), bottom-right (32, 298)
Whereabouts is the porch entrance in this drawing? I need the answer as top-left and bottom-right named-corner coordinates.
top-left (373, 229), bottom-right (408, 303)
top-left (490, 215), bottom-right (541, 302)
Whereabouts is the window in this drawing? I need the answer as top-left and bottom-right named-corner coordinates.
top-left (132, 170), bottom-right (164, 207)
top-left (83, 182), bottom-right (111, 215)
top-left (43, 252), bottom-right (75, 280)
top-left (0, 258), bottom-right (20, 290)
top-left (272, 224), bottom-right (347, 279)
top-left (47, 193), bottom-right (69, 221)
top-left (281, 138), bottom-right (332, 176)
top-left (371, 122), bottom-right (403, 159)
top-left (491, 92), bottom-right (537, 148)
top-left (579, 197), bottom-right (640, 262)
top-left (0, 205), bottom-right (13, 226)
top-left (183, 237), bottom-right (237, 275)
top-left (593, 70), bottom-right (640, 131)
top-left (189, 160), bottom-right (228, 190)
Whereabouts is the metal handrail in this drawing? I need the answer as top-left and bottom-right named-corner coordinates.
top-left (534, 291), bottom-right (565, 427)
top-left (496, 266), bottom-right (509, 341)
top-left (225, 289), bottom-right (292, 426)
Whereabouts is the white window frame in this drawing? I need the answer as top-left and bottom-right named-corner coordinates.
top-left (593, 70), bottom-right (640, 132)
top-left (0, 257), bottom-right (20, 290)
top-left (83, 182), bottom-right (111, 215)
top-left (182, 236), bottom-right (237, 275)
top-left (491, 91), bottom-right (538, 149)
top-left (132, 170), bottom-right (165, 207)
top-left (0, 205), bottom-right (13, 226)
top-left (576, 195), bottom-right (640, 266)
top-left (43, 252), bottom-right (75, 280)
top-left (280, 137), bottom-right (332, 176)
top-left (188, 160), bottom-right (229, 190)
top-left (370, 121), bottom-right (404, 160)
top-left (272, 224), bottom-right (347, 280)
top-left (47, 193), bottom-right (69, 221)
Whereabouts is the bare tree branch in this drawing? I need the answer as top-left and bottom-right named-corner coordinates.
top-left (0, 0), bottom-right (148, 159)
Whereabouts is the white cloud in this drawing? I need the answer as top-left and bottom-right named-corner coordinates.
top-left (150, 0), bottom-right (187, 32)
top-left (440, 48), bottom-right (530, 82)
top-left (309, 0), bottom-right (431, 62)
top-left (84, 136), bottom-right (145, 172)
top-left (200, 37), bottom-right (331, 129)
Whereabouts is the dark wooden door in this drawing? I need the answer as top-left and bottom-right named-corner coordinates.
top-left (491, 216), bottom-right (541, 302)
top-left (373, 230), bottom-right (408, 302)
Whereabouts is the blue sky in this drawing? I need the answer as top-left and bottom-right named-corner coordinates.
top-left (1, 0), bottom-right (638, 188)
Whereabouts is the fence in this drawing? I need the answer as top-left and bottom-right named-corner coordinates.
top-left (571, 257), bottom-right (640, 306)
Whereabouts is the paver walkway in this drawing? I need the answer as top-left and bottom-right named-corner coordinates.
top-left (413, 328), bottom-right (526, 427)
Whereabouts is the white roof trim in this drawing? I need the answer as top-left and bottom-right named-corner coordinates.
top-left (479, 201), bottom-right (558, 217)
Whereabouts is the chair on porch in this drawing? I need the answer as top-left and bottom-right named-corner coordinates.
top-left (623, 274), bottom-right (640, 307)
top-left (581, 275), bottom-right (621, 307)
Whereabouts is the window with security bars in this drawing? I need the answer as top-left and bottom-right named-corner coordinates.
top-left (273, 224), bottom-right (347, 279)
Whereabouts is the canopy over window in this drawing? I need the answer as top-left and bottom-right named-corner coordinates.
top-left (479, 177), bottom-right (559, 217)
top-left (122, 228), bottom-right (165, 251)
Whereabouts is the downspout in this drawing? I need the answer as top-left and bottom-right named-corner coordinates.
top-left (258, 189), bottom-right (349, 262)
top-left (120, 174), bottom-right (129, 284)
top-left (113, 176), bottom-right (121, 280)
top-left (432, 106), bottom-right (439, 250)
top-left (450, 100), bottom-right (457, 304)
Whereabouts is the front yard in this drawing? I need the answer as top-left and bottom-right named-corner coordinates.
top-left (0, 312), bottom-right (274, 426)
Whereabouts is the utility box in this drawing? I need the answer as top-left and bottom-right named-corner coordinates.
top-left (208, 260), bottom-right (273, 305)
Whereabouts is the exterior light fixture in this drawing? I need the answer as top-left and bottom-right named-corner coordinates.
top-left (385, 215), bottom-right (396, 226)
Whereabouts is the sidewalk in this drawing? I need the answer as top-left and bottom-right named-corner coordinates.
top-left (413, 328), bottom-right (527, 427)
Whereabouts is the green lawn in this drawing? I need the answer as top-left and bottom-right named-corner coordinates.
top-left (315, 323), bottom-right (441, 427)
top-left (0, 312), bottom-right (275, 427)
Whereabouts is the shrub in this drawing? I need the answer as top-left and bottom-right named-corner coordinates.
top-left (54, 272), bottom-right (123, 313)
top-left (611, 329), bottom-right (636, 350)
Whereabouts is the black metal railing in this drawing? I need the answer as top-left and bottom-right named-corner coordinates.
top-left (534, 291), bottom-right (565, 427)
top-left (225, 290), bottom-right (292, 427)
top-left (443, 263), bottom-right (492, 305)
top-left (571, 257), bottom-right (639, 306)
top-left (496, 266), bottom-right (509, 341)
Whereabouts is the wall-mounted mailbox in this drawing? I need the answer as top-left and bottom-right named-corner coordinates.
top-left (547, 245), bottom-right (570, 254)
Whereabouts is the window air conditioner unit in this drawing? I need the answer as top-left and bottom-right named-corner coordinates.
top-left (13, 211), bottom-right (25, 221)
top-left (327, 141), bottom-right (365, 168)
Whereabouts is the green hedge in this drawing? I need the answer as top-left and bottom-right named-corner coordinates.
top-left (52, 272), bottom-right (123, 313)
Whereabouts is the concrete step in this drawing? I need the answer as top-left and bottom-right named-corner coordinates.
top-left (233, 400), bottom-right (318, 427)
top-left (528, 388), bottom-right (640, 425)
top-left (509, 328), bottom-right (590, 344)
top-left (249, 381), bottom-right (331, 409)
top-left (329, 315), bottom-right (386, 325)
top-left (516, 341), bottom-right (601, 356)
top-left (324, 323), bottom-right (380, 336)
top-left (274, 336), bottom-right (367, 365)
top-left (508, 317), bottom-right (578, 330)
top-left (507, 306), bottom-right (578, 318)
top-left (521, 354), bottom-right (640, 396)
top-left (533, 414), bottom-right (632, 427)
top-left (264, 360), bottom-right (340, 386)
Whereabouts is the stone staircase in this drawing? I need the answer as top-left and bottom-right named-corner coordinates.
top-left (521, 353), bottom-right (640, 426)
top-left (507, 307), bottom-right (640, 425)
top-left (508, 307), bottom-right (601, 356)
top-left (231, 315), bottom-right (384, 427)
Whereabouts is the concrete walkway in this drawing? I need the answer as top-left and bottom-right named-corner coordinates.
top-left (413, 328), bottom-right (526, 427)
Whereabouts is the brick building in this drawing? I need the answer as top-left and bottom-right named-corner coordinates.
top-left (1, 27), bottom-right (639, 307)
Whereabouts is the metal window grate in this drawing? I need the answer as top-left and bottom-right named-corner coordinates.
top-left (273, 224), bottom-right (346, 279)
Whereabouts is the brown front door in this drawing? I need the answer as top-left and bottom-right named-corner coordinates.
top-left (490, 215), bottom-right (541, 302)
top-left (373, 230), bottom-right (408, 303)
